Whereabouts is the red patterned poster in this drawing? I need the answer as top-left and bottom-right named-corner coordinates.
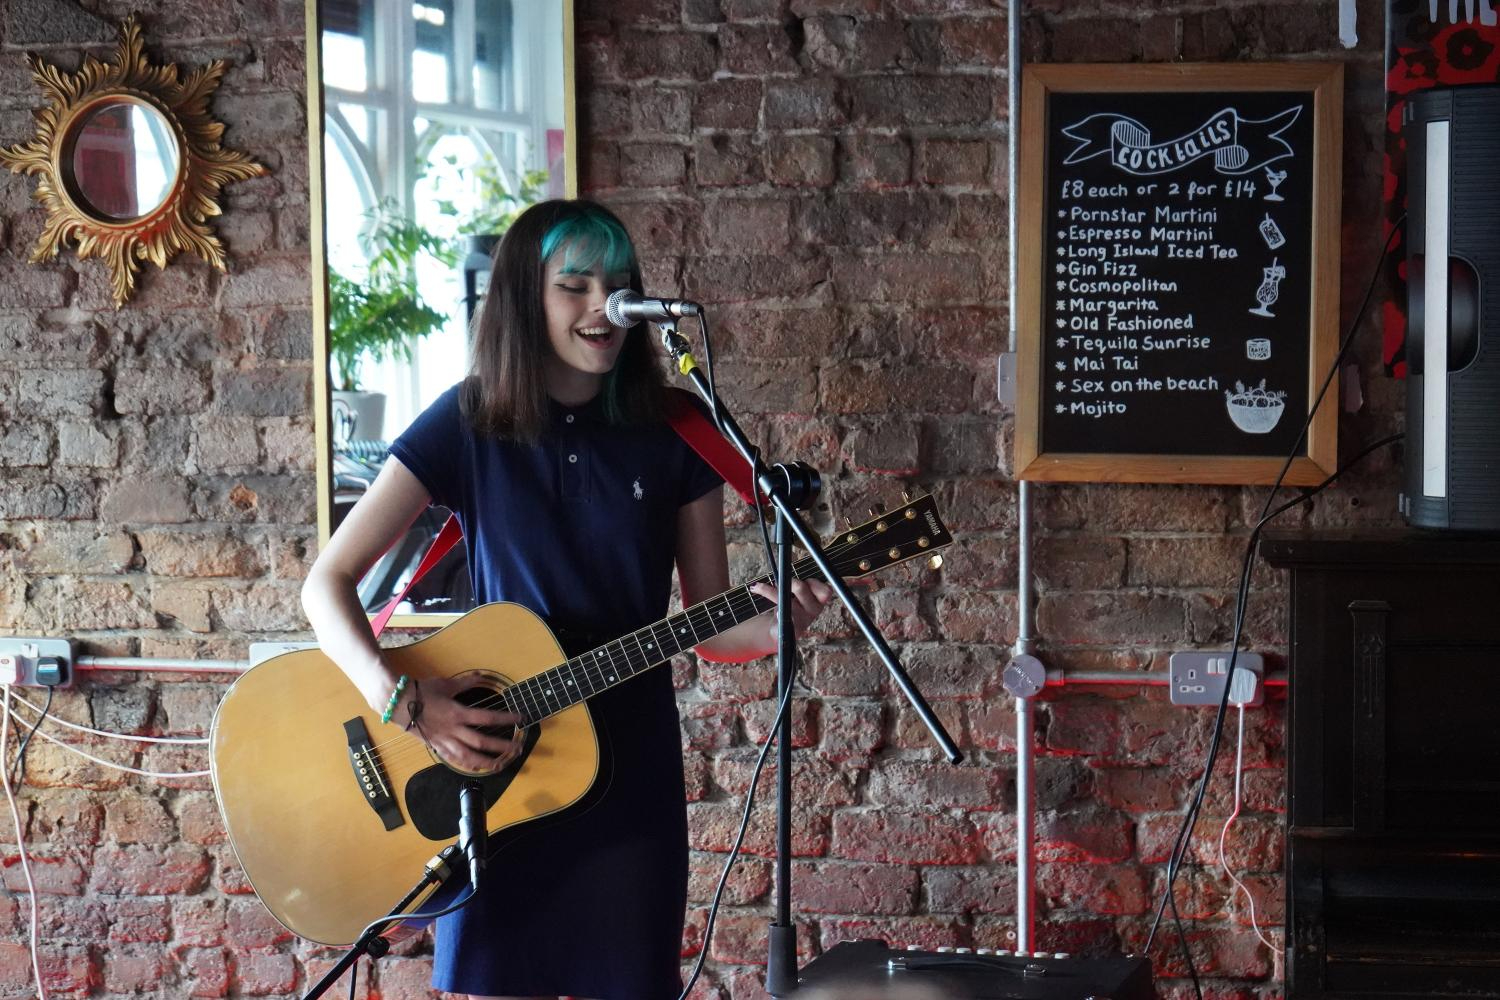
top-left (1384, 0), bottom-right (1500, 376)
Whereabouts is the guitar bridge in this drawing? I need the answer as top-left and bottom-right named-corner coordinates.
top-left (343, 717), bottom-right (404, 831)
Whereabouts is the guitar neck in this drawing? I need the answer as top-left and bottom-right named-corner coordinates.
top-left (500, 559), bottom-right (822, 723)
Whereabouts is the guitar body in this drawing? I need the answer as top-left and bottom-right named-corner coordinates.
top-left (209, 602), bottom-right (598, 946)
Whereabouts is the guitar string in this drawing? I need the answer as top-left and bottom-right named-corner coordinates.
top-left (351, 526), bottom-right (927, 778)
top-left (354, 526), bottom-right (932, 774)
top-left (353, 527), bottom-right (928, 775)
top-left (354, 571), bottom-right (800, 773)
top-left (349, 582), bottom-right (784, 776)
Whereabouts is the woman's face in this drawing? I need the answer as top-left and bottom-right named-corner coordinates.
top-left (540, 251), bottom-right (631, 399)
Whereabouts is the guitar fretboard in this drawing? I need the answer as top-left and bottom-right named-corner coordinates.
top-left (497, 581), bottom-right (779, 723)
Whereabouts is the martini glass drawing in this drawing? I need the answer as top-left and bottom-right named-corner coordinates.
top-left (1249, 258), bottom-right (1286, 318)
top-left (1264, 167), bottom-right (1287, 201)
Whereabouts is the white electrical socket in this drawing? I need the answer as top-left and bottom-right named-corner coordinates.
top-left (0, 638), bottom-right (75, 687)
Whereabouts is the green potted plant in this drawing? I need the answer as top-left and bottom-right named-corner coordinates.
top-left (327, 200), bottom-right (455, 443)
top-left (433, 158), bottom-right (550, 324)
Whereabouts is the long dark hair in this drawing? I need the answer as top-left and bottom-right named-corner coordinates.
top-left (462, 199), bottom-right (665, 440)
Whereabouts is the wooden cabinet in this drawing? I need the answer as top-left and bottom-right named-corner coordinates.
top-left (1262, 535), bottom-right (1500, 999)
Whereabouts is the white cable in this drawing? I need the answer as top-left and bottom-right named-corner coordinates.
top-left (2, 686), bottom-right (50, 999)
top-left (2, 706), bottom-right (210, 779)
top-left (6, 690), bottom-right (210, 744)
top-left (1218, 701), bottom-right (1279, 952)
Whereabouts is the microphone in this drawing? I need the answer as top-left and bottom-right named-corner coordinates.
top-left (605, 289), bottom-right (702, 327)
top-left (457, 782), bottom-right (486, 892)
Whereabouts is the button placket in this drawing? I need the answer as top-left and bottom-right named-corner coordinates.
top-left (560, 410), bottom-right (588, 500)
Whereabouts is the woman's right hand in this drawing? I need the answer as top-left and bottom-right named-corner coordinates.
top-left (387, 673), bottom-right (525, 773)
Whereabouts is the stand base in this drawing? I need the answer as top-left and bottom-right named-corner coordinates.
top-left (794, 940), bottom-right (1153, 999)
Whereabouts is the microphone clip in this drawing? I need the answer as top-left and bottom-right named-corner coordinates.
top-left (657, 320), bottom-right (694, 373)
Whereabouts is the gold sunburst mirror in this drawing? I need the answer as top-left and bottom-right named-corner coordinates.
top-left (0, 14), bottom-right (267, 306)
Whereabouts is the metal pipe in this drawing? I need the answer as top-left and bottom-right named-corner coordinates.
top-left (1048, 669), bottom-right (1288, 687)
top-left (1014, 695), bottom-right (1034, 952)
top-left (1006, 0), bottom-right (1037, 957)
top-left (77, 657), bottom-right (247, 674)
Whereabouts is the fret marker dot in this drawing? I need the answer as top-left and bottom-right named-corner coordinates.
top-left (545, 689), bottom-right (553, 697)
top-left (608, 675), bottom-right (616, 682)
top-left (647, 642), bottom-right (654, 648)
top-left (566, 679), bottom-right (573, 686)
top-left (679, 628), bottom-right (686, 634)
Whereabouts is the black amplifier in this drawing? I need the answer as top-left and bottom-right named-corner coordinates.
top-left (791, 939), bottom-right (1154, 999)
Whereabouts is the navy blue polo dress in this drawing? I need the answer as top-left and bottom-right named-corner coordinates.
top-left (389, 383), bottom-right (723, 999)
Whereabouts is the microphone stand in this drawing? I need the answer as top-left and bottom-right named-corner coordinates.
top-left (301, 845), bottom-right (459, 1000)
top-left (657, 320), bottom-right (962, 996)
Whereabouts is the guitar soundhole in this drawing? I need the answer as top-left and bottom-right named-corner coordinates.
top-left (455, 680), bottom-right (520, 741)
top-left (440, 670), bottom-right (530, 778)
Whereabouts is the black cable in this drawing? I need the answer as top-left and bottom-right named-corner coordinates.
top-left (678, 661), bottom-right (798, 1000)
top-left (10, 684), bottom-right (54, 788)
top-left (1143, 216), bottom-right (1407, 986)
top-left (351, 880), bottom-right (477, 943)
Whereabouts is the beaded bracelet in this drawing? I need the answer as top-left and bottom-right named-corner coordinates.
top-left (381, 674), bottom-right (409, 724)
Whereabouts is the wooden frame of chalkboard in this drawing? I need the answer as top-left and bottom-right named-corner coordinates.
top-left (1015, 63), bottom-right (1343, 486)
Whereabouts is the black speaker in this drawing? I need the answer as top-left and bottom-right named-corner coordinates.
top-left (791, 940), bottom-right (1154, 999)
top-left (1401, 86), bottom-right (1500, 531)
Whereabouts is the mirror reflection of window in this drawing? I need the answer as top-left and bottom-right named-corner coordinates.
top-left (412, 0), bottom-right (455, 105)
top-left (324, 126), bottom-right (376, 288)
top-left (474, 1), bottom-right (514, 112)
top-left (320, 0), bottom-right (556, 444)
top-left (314, 0), bottom-right (569, 617)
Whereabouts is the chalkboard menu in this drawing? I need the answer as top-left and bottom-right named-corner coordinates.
top-left (1015, 64), bottom-right (1344, 486)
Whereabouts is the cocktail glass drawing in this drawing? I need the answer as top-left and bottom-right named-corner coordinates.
top-left (1249, 258), bottom-right (1286, 318)
top-left (1264, 167), bottom-right (1287, 201)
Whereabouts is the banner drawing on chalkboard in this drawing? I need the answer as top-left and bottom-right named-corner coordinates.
top-left (1061, 106), bottom-right (1301, 175)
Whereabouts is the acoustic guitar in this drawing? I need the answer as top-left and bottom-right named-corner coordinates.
top-left (209, 494), bottom-right (952, 946)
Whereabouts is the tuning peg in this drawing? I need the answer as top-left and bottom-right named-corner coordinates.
top-left (901, 491), bottom-right (911, 504)
top-left (927, 554), bottom-right (944, 571)
top-left (868, 502), bottom-right (886, 517)
top-left (843, 516), bottom-right (853, 531)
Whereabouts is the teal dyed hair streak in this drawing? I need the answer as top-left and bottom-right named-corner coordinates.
top-left (540, 207), bottom-right (636, 277)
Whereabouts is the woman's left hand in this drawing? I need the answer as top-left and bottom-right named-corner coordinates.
top-left (749, 578), bottom-right (835, 638)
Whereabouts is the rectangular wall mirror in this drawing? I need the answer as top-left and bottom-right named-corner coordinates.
top-left (307, 0), bottom-right (576, 624)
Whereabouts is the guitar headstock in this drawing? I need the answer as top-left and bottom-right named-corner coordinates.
top-left (822, 493), bottom-right (952, 579)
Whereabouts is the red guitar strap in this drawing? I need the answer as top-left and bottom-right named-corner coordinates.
top-left (663, 389), bottom-right (760, 508)
top-left (370, 390), bottom-right (754, 638)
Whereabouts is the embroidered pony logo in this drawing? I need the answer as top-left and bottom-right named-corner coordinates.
top-left (632, 478), bottom-right (644, 500)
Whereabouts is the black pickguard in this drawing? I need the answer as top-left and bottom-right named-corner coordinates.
top-left (404, 721), bottom-right (541, 840)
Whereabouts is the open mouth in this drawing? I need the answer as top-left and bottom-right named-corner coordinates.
top-left (575, 326), bottom-right (615, 346)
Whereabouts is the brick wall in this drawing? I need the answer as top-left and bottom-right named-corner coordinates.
top-left (0, 0), bottom-right (1396, 996)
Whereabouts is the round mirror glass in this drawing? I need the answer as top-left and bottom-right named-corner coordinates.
top-left (68, 101), bottom-right (178, 220)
